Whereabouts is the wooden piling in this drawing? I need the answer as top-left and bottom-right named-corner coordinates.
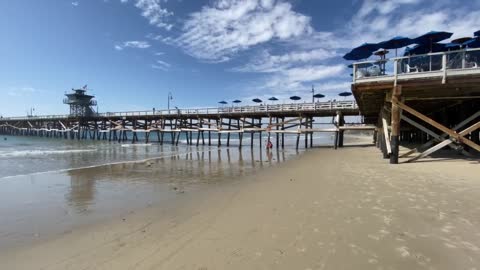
top-left (390, 85), bottom-right (402, 164)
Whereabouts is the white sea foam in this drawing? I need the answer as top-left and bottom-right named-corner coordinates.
top-left (0, 147), bottom-right (224, 180)
top-left (0, 149), bottom-right (97, 158)
top-left (121, 143), bottom-right (153, 147)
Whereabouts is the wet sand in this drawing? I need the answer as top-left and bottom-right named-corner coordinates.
top-left (2, 141), bottom-right (480, 269)
top-left (0, 146), bottom-right (299, 251)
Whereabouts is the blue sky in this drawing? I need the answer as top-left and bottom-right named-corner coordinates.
top-left (1, 0), bottom-right (480, 116)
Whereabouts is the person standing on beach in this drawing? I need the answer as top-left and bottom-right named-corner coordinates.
top-left (266, 140), bottom-right (273, 149)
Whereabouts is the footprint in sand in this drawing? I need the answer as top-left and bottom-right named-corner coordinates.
top-left (444, 242), bottom-right (457, 249)
top-left (383, 215), bottom-right (393, 225)
top-left (396, 246), bottom-right (410, 257)
top-left (379, 228), bottom-right (390, 236)
top-left (296, 247), bottom-right (307, 253)
top-left (461, 241), bottom-right (480, 252)
top-left (441, 224), bottom-right (455, 233)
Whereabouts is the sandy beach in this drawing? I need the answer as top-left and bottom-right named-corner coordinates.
top-left (2, 140), bottom-right (480, 269)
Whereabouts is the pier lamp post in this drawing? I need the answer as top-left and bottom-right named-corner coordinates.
top-left (167, 92), bottom-right (173, 111)
top-left (311, 85), bottom-right (315, 103)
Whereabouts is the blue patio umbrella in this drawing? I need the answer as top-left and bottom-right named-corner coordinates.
top-left (474, 30), bottom-right (480, 37)
top-left (218, 100), bottom-right (228, 105)
top-left (452, 37), bottom-right (472, 45)
top-left (290, 96), bottom-right (301, 101)
top-left (445, 43), bottom-right (461, 50)
top-left (268, 97), bottom-right (279, 104)
top-left (343, 50), bottom-right (372, 61)
top-left (347, 62), bottom-right (374, 68)
top-left (339, 92), bottom-right (352, 100)
top-left (413, 31), bottom-right (453, 51)
top-left (339, 92), bottom-right (352, 97)
top-left (463, 37), bottom-right (480, 48)
top-left (313, 93), bottom-right (325, 98)
top-left (405, 43), bottom-right (447, 55)
top-left (351, 42), bottom-right (380, 52)
top-left (252, 98), bottom-right (263, 103)
top-left (343, 42), bottom-right (379, 60)
top-left (378, 36), bottom-right (414, 56)
top-left (232, 100), bottom-right (242, 107)
top-left (268, 97), bottom-right (278, 101)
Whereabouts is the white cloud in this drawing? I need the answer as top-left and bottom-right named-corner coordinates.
top-left (356, 0), bottom-right (420, 19)
top-left (115, 40), bottom-right (151, 50)
top-left (119, 0), bottom-right (480, 100)
top-left (253, 64), bottom-right (345, 94)
top-left (156, 59), bottom-right (170, 67)
top-left (151, 64), bottom-right (168, 71)
top-left (234, 48), bottom-right (338, 73)
top-left (151, 59), bottom-right (171, 71)
top-left (71, 1), bottom-right (79, 6)
top-left (131, 0), bottom-right (173, 30)
top-left (173, 0), bottom-right (312, 62)
top-left (344, 0), bottom-right (480, 47)
top-left (7, 87), bottom-right (41, 97)
top-left (314, 81), bottom-right (352, 92)
top-left (146, 33), bottom-right (163, 40)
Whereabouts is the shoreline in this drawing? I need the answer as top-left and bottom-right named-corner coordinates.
top-left (0, 142), bottom-right (306, 252)
top-left (3, 136), bottom-right (480, 269)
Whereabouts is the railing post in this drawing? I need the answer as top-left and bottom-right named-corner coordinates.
top-left (353, 64), bottom-right (357, 84)
top-left (393, 59), bottom-right (398, 86)
top-left (442, 53), bottom-right (447, 84)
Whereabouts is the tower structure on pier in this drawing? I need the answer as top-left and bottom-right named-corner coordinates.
top-left (63, 87), bottom-right (97, 117)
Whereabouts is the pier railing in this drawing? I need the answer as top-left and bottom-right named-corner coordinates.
top-left (0, 101), bottom-right (357, 121)
top-left (352, 47), bottom-right (480, 85)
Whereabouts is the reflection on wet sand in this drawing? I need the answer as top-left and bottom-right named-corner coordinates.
top-left (66, 172), bottom-right (97, 214)
top-left (0, 135), bottom-right (308, 251)
top-left (63, 146), bottom-right (297, 210)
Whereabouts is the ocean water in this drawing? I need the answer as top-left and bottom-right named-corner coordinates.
top-left (0, 132), bottom-right (335, 178)
top-left (0, 132), bottom-right (335, 249)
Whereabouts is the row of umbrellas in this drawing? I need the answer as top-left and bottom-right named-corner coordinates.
top-left (344, 30), bottom-right (480, 61)
top-left (218, 92), bottom-right (352, 105)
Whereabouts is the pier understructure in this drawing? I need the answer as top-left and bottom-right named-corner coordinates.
top-left (0, 101), bottom-right (375, 149)
top-left (352, 48), bottom-right (480, 163)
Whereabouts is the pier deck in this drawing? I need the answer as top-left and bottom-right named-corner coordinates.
top-left (352, 48), bottom-right (480, 163)
top-left (0, 101), bottom-right (374, 149)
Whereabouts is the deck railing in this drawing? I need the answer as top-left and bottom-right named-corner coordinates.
top-left (352, 47), bottom-right (480, 85)
top-left (0, 101), bottom-right (357, 121)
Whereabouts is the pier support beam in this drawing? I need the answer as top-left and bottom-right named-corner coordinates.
top-left (381, 108), bottom-right (391, 159)
top-left (390, 85), bottom-right (402, 164)
top-left (338, 114), bottom-right (345, 148)
top-left (394, 100), bottom-right (480, 161)
top-left (304, 117), bottom-right (308, 149)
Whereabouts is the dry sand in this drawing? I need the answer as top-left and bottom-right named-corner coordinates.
top-left (2, 143), bottom-right (480, 269)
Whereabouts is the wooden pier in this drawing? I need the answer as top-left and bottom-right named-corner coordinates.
top-left (0, 101), bottom-right (375, 149)
top-left (352, 47), bottom-right (480, 163)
